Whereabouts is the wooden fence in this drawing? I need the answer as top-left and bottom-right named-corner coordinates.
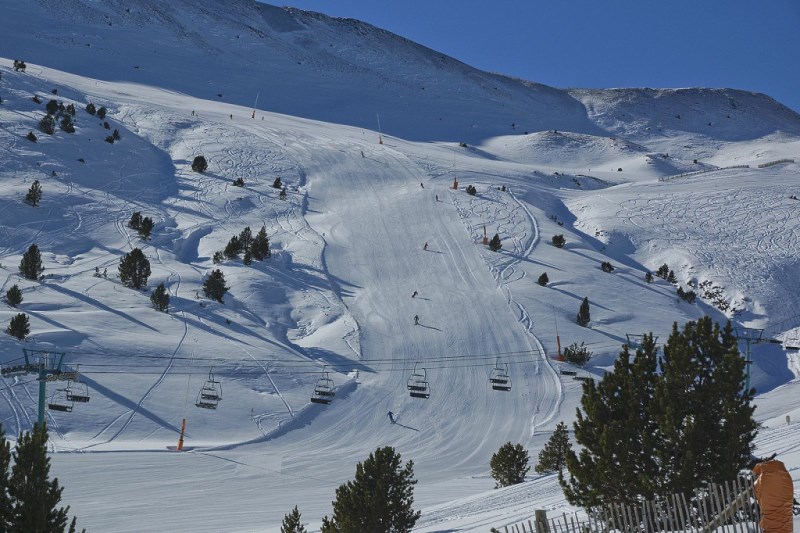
top-left (658, 165), bottom-right (750, 182)
top-left (497, 476), bottom-right (760, 533)
top-left (757, 158), bottom-right (794, 168)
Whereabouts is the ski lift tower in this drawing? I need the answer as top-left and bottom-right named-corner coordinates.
top-left (733, 327), bottom-right (763, 395)
top-left (0, 349), bottom-right (67, 426)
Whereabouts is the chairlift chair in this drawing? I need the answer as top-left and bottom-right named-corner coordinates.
top-left (407, 364), bottom-right (430, 399)
top-left (66, 380), bottom-right (91, 403)
top-left (195, 369), bottom-right (222, 409)
top-left (489, 359), bottom-right (512, 392)
top-left (785, 338), bottom-right (800, 351)
top-left (311, 366), bottom-right (335, 405)
top-left (48, 388), bottom-right (73, 412)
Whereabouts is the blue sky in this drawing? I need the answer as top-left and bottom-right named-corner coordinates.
top-left (282, 1), bottom-right (800, 113)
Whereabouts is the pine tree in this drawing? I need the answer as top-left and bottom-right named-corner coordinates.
top-left (6, 313), bottom-right (30, 340)
top-left (280, 505), bottom-right (306, 533)
top-left (96, 106), bottom-right (107, 119)
top-left (0, 425), bottom-right (10, 530)
top-left (537, 272), bottom-right (549, 286)
top-left (323, 446), bottom-right (420, 533)
top-left (238, 226), bottom-right (253, 253)
top-left (600, 261), bottom-right (614, 273)
top-left (26, 131), bottom-right (37, 143)
top-left (118, 248), bottom-right (151, 289)
top-left (488, 233), bottom-right (502, 252)
top-left (203, 269), bottom-right (229, 303)
top-left (39, 115), bottom-right (56, 135)
top-left (46, 99), bottom-right (59, 115)
top-left (150, 283), bottom-right (170, 312)
top-left (19, 244), bottom-right (44, 280)
top-left (667, 270), bottom-right (677, 284)
top-left (551, 234), bottom-right (566, 248)
top-left (576, 297), bottom-right (590, 327)
top-left (224, 235), bottom-right (242, 259)
top-left (563, 342), bottom-right (592, 367)
top-left (535, 422), bottom-right (571, 474)
top-left (112, 128), bottom-right (121, 141)
top-left (653, 318), bottom-right (756, 495)
top-left (656, 264), bottom-right (669, 279)
top-left (128, 211), bottom-right (142, 230)
top-left (5, 285), bottom-right (23, 307)
top-left (59, 115), bottom-right (75, 133)
top-left (65, 104), bottom-right (75, 117)
top-left (645, 272), bottom-right (653, 283)
top-left (561, 335), bottom-right (660, 507)
top-left (251, 226), bottom-right (271, 261)
top-left (85, 103), bottom-right (96, 115)
top-left (490, 442), bottom-right (529, 488)
top-left (191, 155), bottom-right (208, 173)
top-left (138, 217), bottom-right (154, 240)
top-left (242, 249), bottom-right (252, 266)
top-left (273, 177), bottom-right (282, 189)
top-left (279, 187), bottom-right (287, 200)
top-left (9, 425), bottom-right (73, 532)
top-left (25, 180), bottom-right (42, 207)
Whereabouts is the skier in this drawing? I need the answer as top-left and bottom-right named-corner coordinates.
top-left (414, 315), bottom-right (419, 325)
top-left (361, 150), bottom-right (365, 158)
top-left (388, 411), bottom-right (395, 424)
top-left (423, 242), bottom-right (428, 251)
top-left (420, 182), bottom-right (424, 188)
top-left (94, 266), bottom-right (100, 277)
top-left (411, 291), bottom-right (418, 298)
top-left (435, 194), bottom-right (438, 202)
top-left (103, 268), bottom-right (107, 278)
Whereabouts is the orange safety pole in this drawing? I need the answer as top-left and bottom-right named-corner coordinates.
top-left (482, 226), bottom-right (489, 245)
top-left (177, 418), bottom-right (186, 451)
top-left (453, 177), bottom-right (458, 190)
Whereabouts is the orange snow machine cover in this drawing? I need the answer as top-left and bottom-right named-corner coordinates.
top-left (752, 459), bottom-right (794, 533)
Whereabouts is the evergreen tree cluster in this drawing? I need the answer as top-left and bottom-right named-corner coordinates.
top-left (490, 442), bottom-right (530, 488)
top-left (321, 446), bottom-right (420, 533)
top-left (600, 261), bottom-right (614, 273)
top-left (232, 177), bottom-right (245, 187)
top-left (191, 155), bottom-right (208, 173)
top-left (676, 286), bottom-right (697, 303)
top-left (655, 263), bottom-right (677, 283)
top-left (39, 115), bottom-right (56, 135)
top-left (465, 184), bottom-right (477, 196)
top-left (218, 226), bottom-right (270, 264)
top-left (0, 424), bottom-right (83, 532)
top-left (561, 319), bottom-right (757, 507)
top-left (128, 211), bottom-right (154, 240)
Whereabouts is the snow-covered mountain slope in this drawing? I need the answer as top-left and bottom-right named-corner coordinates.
top-left (1, 1), bottom-right (799, 531)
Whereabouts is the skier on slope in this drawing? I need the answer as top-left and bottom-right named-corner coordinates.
top-left (423, 242), bottom-right (428, 251)
top-left (388, 411), bottom-right (395, 424)
top-left (411, 291), bottom-right (418, 298)
top-left (414, 315), bottom-right (419, 325)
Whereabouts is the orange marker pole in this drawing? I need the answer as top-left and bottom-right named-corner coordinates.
top-left (482, 226), bottom-right (489, 245)
top-left (453, 177), bottom-right (458, 190)
top-left (177, 418), bottom-right (186, 451)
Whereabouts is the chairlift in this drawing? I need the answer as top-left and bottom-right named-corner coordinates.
top-left (310, 365), bottom-right (335, 405)
top-left (66, 379), bottom-right (90, 403)
top-left (48, 388), bottom-right (73, 412)
top-left (195, 369), bottom-right (222, 409)
top-left (407, 364), bottom-right (430, 399)
top-left (489, 359), bottom-right (512, 392)
top-left (785, 338), bottom-right (800, 351)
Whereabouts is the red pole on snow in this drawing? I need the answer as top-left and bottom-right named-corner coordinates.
top-left (482, 226), bottom-right (489, 245)
top-left (453, 177), bottom-right (458, 190)
top-left (177, 418), bottom-right (186, 451)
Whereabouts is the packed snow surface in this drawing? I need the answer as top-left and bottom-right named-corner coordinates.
top-left (1, 1), bottom-right (800, 531)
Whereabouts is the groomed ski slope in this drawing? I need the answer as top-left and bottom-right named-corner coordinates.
top-left (1, 60), bottom-right (800, 531)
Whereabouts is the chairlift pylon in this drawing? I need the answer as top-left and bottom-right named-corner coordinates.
top-left (489, 358), bottom-right (512, 392)
top-left (310, 365), bottom-right (335, 405)
top-left (48, 388), bottom-right (73, 412)
top-left (195, 368), bottom-right (222, 409)
top-left (407, 364), bottom-right (430, 399)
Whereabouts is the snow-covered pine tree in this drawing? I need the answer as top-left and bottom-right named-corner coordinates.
top-left (535, 421), bottom-right (571, 474)
top-left (6, 313), bottom-right (30, 340)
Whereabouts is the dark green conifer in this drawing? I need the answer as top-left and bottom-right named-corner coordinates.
top-left (150, 283), bottom-right (170, 312)
top-left (280, 505), bottom-right (306, 533)
top-left (488, 233), bottom-right (502, 252)
top-left (490, 442), bottom-right (530, 488)
top-left (203, 269), bottom-right (229, 303)
top-left (118, 248), bottom-right (151, 289)
top-left (537, 272), bottom-right (549, 286)
top-left (5, 285), bottom-right (23, 307)
top-left (535, 421), bottom-right (571, 474)
top-left (19, 244), bottom-right (44, 280)
top-left (576, 297), bottom-right (590, 327)
top-left (251, 226), bottom-right (271, 261)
